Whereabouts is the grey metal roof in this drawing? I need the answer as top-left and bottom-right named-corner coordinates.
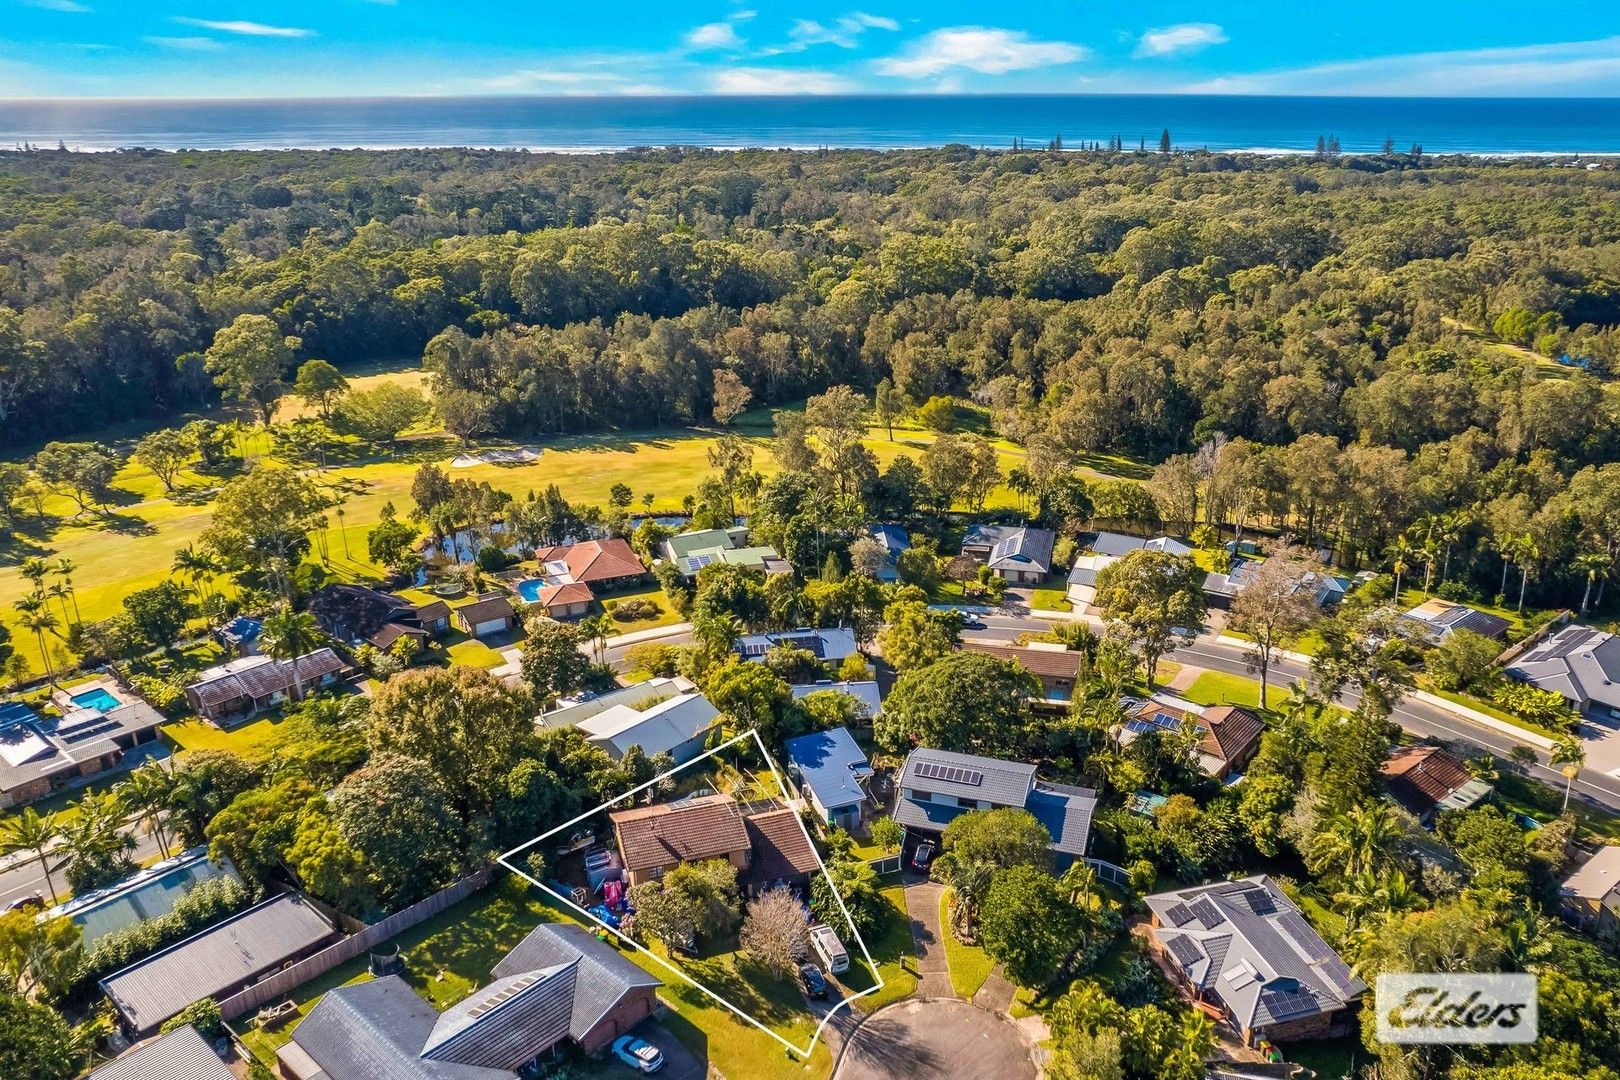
top-left (1505, 623), bottom-right (1620, 711)
top-left (1025, 781), bottom-right (1099, 857)
top-left (784, 725), bottom-right (872, 811)
top-left (103, 893), bottom-right (337, 1034)
top-left (983, 527), bottom-right (1056, 573)
top-left (1144, 876), bottom-right (1363, 1031)
top-left (422, 963), bottom-right (578, 1071)
top-left (898, 748), bottom-right (1036, 806)
top-left (0, 693), bottom-right (166, 796)
top-left (89, 1026), bottom-right (234, 1080)
top-left (790, 680), bottom-right (883, 719)
top-left (289, 977), bottom-right (513, 1080)
top-left (490, 923), bottom-right (662, 1041)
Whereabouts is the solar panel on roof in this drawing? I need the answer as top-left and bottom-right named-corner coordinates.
top-left (1166, 936), bottom-right (1204, 967)
top-left (1190, 897), bottom-right (1224, 929)
top-left (1260, 988), bottom-right (1319, 1021)
top-left (1241, 889), bottom-right (1277, 916)
top-left (1275, 911), bottom-right (1333, 960)
top-left (1164, 902), bottom-right (1194, 927)
top-left (913, 761), bottom-right (983, 787)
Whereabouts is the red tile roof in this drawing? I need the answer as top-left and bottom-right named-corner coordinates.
top-left (610, 795), bottom-right (751, 874)
top-left (538, 582), bottom-right (594, 609)
top-left (1200, 705), bottom-right (1264, 765)
top-left (536, 540), bottom-right (646, 585)
top-left (741, 809), bottom-right (820, 887)
top-left (1382, 745), bottom-right (1475, 816)
top-left (960, 641), bottom-right (1083, 679)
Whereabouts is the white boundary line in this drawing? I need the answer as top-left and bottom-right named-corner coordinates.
top-left (497, 727), bottom-right (885, 1059)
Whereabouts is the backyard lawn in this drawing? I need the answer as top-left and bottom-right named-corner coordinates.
top-left (162, 714), bottom-right (290, 758)
top-left (601, 585), bottom-right (684, 635)
top-left (939, 890), bottom-right (994, 1000)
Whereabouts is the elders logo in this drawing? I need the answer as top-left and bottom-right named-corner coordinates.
top-left (1376, 973), bottom-right (1538, 1045)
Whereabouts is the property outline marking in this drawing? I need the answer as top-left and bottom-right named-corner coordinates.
top-left (498, 727), bottom-right (885, 1059)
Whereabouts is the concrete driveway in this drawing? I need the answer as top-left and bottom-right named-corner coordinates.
top-left (833, 999), bottom-right (1036, 1080)
top-left (628, 1018), bottom-right (704, 1080)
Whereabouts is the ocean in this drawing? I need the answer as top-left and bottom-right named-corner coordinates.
top-left (0, 94), bottom-right (1616, 155)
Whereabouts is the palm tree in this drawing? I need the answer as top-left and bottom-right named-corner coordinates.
top-left (1335, 868), bottom-right (1420, 934)
top-left (0, 807), bottom-right (61, 902)
top-left (18, 555), bottom-right (51, 593)
top-left (1575, 549), bottom-right (1610, 615)
top-left (1311, 803), bottom-right (1402, 878)
top-left (54, 558), bottom-right (81, 625)
top-left (1386, 534), bottom-right (1416, 598)
top-left (260, 607), bottom-right (322, 702)
top-left (580, 613), bottom-right (612, 666)
top-left (118, 762), bottom-right (176, 859)
top-left (1550, 736), bottom-right (1586, 812)
top-left (1437, 510), bottom-right (1470, 586)
top-left (1503, 532), bottom-right (1540, 614)
top-left (13, 595), bottom-right (60, 686)
top-left (46, 581), bottom-right (73, 626)
top-left (171, 544), bottom-right (218, 603)
top-left (57, 790), bottom-right (135, 888)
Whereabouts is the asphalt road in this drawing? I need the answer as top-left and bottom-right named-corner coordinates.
top-left (601, 614), bottom-right (1620, 815)
top-left (0, 827), bottom-right (168, 909)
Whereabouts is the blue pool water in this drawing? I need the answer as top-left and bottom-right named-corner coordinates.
top-left (516, 579), bottom-right (545, 604)
top-left (71, 687), bottom-right (120, 713)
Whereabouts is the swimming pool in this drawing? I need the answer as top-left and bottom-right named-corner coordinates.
top-left (516, 579), bottom-right (546, 604)
top-left (70, 687), bottom-right (121, 713)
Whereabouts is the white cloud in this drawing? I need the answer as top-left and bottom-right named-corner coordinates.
top-left (24, 0), bottom-right (92, 11)
top-left (787, 11), bottom-right (899, 49)
top-left (143, 35), bottom-right (222, 50)
top-left (875, 26), bottom-right (1086, 78)
top-left (1135, 23), bottom-right (1227, 58)
top-left (712, 66), bottom-right (852, 93)
top-left (1188, 35), bottom-right (1620, 96)
top-left (173, 18), bottom-right (315, 38)
top-left (685, 21), bottom-right (746, 50)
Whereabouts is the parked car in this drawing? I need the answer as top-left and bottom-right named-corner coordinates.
top-left (6, 894), bottom-right (43, 913)
top-left (799, 962), bottom-right (829, 999)
top-left (911, 842), bottom-right (935, 872)
top-left (612, 1035), bottom-right (665, 1074)
top-left (961, 617), bottom-right (987, 631)
top-left (809, 924), bottom-right (849, 975)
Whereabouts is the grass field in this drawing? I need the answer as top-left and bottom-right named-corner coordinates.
top-left (1179, 670), bottom-right (1288, 711)
top-left (1495, 771), bottom-right (1620, 844)
top-left (939, 890), bottom-right (994, 1000)
top-left (162, 714), bottom-right (290, 757)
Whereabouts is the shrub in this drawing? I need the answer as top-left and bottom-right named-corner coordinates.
top-left (609, 598), bottom-right (660, 622)
top-left (916, 395), bottom-right (962, 432)
top-left (1488, 680), bottom-right (1579, 731)
top-left (80, 876), bottom-right (251, 987)
top-left (160, 997), bottom-right (221, 1038)
top-left (475, 545), bottom-right (514, 571)
top-left (129, 673), bottom-right (185, 713)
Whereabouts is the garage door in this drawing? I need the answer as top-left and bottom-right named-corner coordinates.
top-left (475, 619), bottom-right (507, 637)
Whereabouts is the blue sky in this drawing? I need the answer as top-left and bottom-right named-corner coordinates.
top-left (4, 0), bottom-right (1620, 98)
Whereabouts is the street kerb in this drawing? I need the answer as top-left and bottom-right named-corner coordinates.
top-left (496, 727), bottom-right (884, 1059)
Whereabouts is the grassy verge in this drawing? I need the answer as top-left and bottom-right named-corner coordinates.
top-left (839, 882), bottom-right (918, 1012)
top-left (1179, 670), bottom-right (1288, 711)
top-left (1029, 586), bottom-right (1071, 612)
top-left (1495, 771), bottom-right (1620, 843)
top-left (1419, 682), bottom-right (1564, 741)
top-left (938, 890), bottom-right (994, 1000)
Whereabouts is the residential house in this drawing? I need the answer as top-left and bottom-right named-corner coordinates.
top-left (1119, 694), bottom-right (1265, 780)
top-left (102, 893), bottom-right (339, 1037)
top-left (570, 687), bottom-right (721, 764)
top-left (1381, 744), bottom-right (1493, 826)
top-left (1203, 556), bottom-right (1351, 611)
top-left (784, 726), bottom-right (873, 831)
top-left (215, 615), bottom-right (262, 656)
top-left (891, 747), bottom-right (1098, 870)
top-left (89, 1026), bottom-right (233, 1080)
top-left (734, 627), bottom-right (859, 669)
top-left (1560, 845), bottom-right (1620, 942)
top-left (1503, 623), bottom-right (1620, 721)
top-left (182, 649), bottom-right (348, 725)
top-left (960, 524), bottom-right (1056, 583)
top-left (662, 526), bottom-right (750, 566)
top-left (961, 640), bottom-right (1083, 703)
top-left (866, 524), bottom-right (911, 582)
top-left (531, 581), bottom-right (595, 619)
top-left (663, 526), bottom-right (792, 578)
top-left (1398, 598), bottom-right (1512, 645)
top-left (609, 794), bottom-right (820, 893)
top-left (1145, 876), bottom-right (1365, 1046)
top-left (535, 539), bottom-right (649, 592)
top-left (789, 680), bottom-right (884, 721)
top-left (1066, 532), bottom-right (1194, 609)
top-left (1, 692), bottom-right (165, 810)
top-left (309, 583), bottom-right (450, 650)
top-left (42, 846), bottom-right (239, 946)
top-left (455, 592), bottom-right (519, 638)
top-left (278, 923), bottom-right (661, 1079)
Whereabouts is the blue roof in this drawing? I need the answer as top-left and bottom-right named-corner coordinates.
top-left (783, 726), bottom-right (871, 812)
top-left (867, 524), bottom-right (911, 554)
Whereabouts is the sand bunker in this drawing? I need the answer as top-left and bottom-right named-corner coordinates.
top-left (450, 446), bottom-right (543, 467)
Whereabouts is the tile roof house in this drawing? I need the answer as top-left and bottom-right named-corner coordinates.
top-left (960, 641), bottom-right (1083, 702)
top-left (1066, 533), bottom-right (1195, 609)
top-left (1, 691), bottom-right (166, 810)
top-left (609, 794), bottom-right (819, 891)
top-left (892, 747), bottom-right (1097, 869)
top-left (784, 726), bottom-right (873, 831)
top-left (1560, 845), bottom-right (1620, 942)
top-left (88, 1025), bottom-right (234, 1080)
top-left (534, 539), bottom-right (649, 589)
top-left (1398, 598), bottom-right (1512, 644)
top-left (961, 524), bottom-right (1056, 583)
top-left (532, 581), bottom-right (595, 619)
top-left (279, 923), bottom-right (661, 1079)
top-left (734, 627), bottom-right (859, 666)
top-left (1118, 695), bottom-right (1264, 780)
top-left (1381, 744), bottom-right (1493, 825)
top-left (1145, 876), bottom-right (1365, 1046)
top-left (102, 894), bottom-right (339, 1037)
top-left (1503, 623), bottom-right (1620, 721)
top-left (455, 592), bottom-right (519, 638)
top-left (182, 649), bottom-right (347, 725)
top-left (309, 583), bottom-right (451, 650)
